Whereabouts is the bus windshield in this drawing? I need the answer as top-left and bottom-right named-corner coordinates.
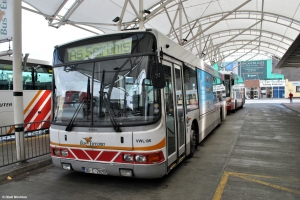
top-left (52, 56), bottom-right (161, 127)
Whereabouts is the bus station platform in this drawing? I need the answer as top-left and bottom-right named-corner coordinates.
top-left (0, 100), bottom-right (300, 199)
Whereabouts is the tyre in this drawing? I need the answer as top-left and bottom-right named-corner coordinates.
top-left (188, 124), bottom-right (197, 158)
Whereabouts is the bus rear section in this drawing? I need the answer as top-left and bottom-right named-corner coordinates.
top-left (220, 71), bottom-right (245, 113)
top-left (0, 56), bottom-right (52, 135)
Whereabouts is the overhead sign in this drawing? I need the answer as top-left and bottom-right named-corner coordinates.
top-left (238, 60), bottom-right (267, 80)
top-left (0, 0), bottom-right (13, 41)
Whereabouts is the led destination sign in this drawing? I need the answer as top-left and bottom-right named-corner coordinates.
top-left (66, 38), bottom-right (132, 62)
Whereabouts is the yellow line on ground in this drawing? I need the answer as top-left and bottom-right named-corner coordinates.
top-left (213, 171), bottom-right (300, 200)
top-left (212, 171), bottom-right (230, 200)
top-left (229, 171), bottom-right (299, 181)
top-left (232, 173), bottom-right (300, 195)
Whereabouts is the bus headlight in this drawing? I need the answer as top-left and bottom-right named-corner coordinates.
top-left (61, 149), bottom-right (68, 156)
top-left (53, 149), bottom-right (61, 156)
top-left (123, 154), bottom-right (133, 162)
top-left (135, 155), bottom-right (146, 163)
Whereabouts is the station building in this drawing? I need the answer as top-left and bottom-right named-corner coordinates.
top-left (218, 60), bottom-right (300, 99)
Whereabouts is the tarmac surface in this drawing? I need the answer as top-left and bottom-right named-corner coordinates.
top-left (0, 99), bottom-right (299, 183)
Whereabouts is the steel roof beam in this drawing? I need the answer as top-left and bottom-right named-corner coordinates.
top-left (174, 11), bottom-right (300, 36)
top-left (208, 43), bottom-right (283, 57)
top-left (222, 46), bottom-right (259, 69)
top-left (47, 0), bottom-right (68, 26)
top-left (203, 36), bottom-right (287, 55)
top-left (214, 37), bottom-right (259, 63)
top-left (182, 0), bottom-right (252, 46)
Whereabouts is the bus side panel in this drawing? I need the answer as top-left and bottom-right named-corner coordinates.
top-left (0, 90), bottom-right (51, 134)
top-left (23, 90), bottom-right (52, 131)
top-left (0, 91), bottom-right (14, 126)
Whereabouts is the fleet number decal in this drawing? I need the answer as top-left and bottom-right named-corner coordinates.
top-left (136, 139), bottom-right (151, 143)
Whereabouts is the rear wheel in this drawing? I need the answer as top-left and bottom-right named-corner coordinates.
top-left (232, 100), bottom-right (237, 113)
top-left (188, 124), bottom-right (197, 158)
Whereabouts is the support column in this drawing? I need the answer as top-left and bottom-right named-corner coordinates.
top-left (179, 3), bottom-right (182, 44)
top-left (13, 0), bottom-right (25, 162)
top-left (139, 0), bottom-right (144, 30)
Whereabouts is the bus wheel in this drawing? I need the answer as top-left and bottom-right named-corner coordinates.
top-left (232, 101), bottom-right (237, 113)
top-left (188, 124), bottom-right (197, 158)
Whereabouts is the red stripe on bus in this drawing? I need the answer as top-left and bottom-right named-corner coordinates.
top-left (85, 150), bottom-right (101, 160)
top-left (26, 97), bottom-right (51, 131)
top-left (24, 90), bottom-right (43, 115)
top-left (96, 151), bottom-right (118, 162)
top-left (24, 91), bottom-right (51, 125)
top-left (70, 149), bottom-right (91, 160)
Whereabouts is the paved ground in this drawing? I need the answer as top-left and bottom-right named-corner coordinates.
top-left (0, 99), bottom-right (299, 184)
top-left (0, 100), bottom-right (299, 200)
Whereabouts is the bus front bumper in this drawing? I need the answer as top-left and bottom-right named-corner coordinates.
top-left (52, 157), bottom-right (166, 179)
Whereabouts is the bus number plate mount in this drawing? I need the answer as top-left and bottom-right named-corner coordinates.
top-left (84, 167), bottom-right (108, 175)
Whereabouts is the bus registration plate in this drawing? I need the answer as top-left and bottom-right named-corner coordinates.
top-left (84, 167), bottom-right (108, 175)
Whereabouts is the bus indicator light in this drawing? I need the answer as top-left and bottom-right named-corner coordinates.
top-left (147, 153), bottom-right (161, 162)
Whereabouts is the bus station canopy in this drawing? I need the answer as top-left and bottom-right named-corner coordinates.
top-left (23, 0), bottom-right (300, 68)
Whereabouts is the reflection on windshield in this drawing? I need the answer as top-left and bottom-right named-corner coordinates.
top-left (53, 56), bottom-right (161, 127)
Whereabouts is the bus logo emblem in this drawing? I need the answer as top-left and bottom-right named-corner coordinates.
top-left (83, 136), bottom-right (92, 145)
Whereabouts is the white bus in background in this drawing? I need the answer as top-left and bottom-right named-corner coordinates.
top-left (219, 71), bottom-right (245, 113)
top-left (0, 56), bottom-right (52, 134)
top-left (50, 29), bottom-right (225, 178)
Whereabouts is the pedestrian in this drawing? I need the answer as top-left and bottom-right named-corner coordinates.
top-left (289, 92), bottom-right (293, 103)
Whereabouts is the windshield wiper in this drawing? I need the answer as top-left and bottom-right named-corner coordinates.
top-left (103, 93), bottom-right (121, 132)
top-left (65, 97), bottom-right (88, 132)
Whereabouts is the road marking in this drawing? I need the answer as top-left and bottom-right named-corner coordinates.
top-left (213, 171), bottom-right (300, 200)
top-left (212, 171), bottom-right (230, 200)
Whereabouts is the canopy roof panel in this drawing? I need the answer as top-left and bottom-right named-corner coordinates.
top-left (23, 0), bottom-right (300, 68)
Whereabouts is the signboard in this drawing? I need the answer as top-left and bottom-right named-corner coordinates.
top-left (0, 0), bottom-right (13, 41)
top-left (260, 80), bottom-right (285, 87)
top-left (292, 82), bottom-right (300, 86)
top-left (238, 60), bottom-right (267, 80)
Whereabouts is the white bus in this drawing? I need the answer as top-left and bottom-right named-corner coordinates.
top-left (0, 56), bottom-right (52, 134)
top-left (219, 71), bottom-right (245, 113)
top-left (50, 29), bottom-right (225, 178)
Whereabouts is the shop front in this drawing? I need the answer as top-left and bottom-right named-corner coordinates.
top-left (260, 80), bottom-right (285, 99)
top-left (244, 80), bottom-right (260, 99)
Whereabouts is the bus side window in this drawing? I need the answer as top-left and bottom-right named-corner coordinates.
top-left (0, 80), bottom-right (8, 90)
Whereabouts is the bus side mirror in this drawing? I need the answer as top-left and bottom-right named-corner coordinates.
top-left (151, 63), bottom-right (165, 89)
top-left (231, 79), bottom-right (234, 86)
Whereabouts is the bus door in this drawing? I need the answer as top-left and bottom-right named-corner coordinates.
top-left (163, 61), bottom-right (186, 170)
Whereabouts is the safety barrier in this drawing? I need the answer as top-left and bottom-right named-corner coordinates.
top-left (0, 121), bottom-right (50, 167)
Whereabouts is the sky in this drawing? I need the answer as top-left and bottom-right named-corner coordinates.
top-left (0, 7), bottom-right (95, 62)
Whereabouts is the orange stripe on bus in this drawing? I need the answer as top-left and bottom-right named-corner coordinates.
top-left (50, 138), bottom-right (166, 151)
top-left (24, 90), bottom-right (43, 115)
top-left (7, 90), bottom-right (43, 135)
top-left (7, 126), bottom-right (14, 135)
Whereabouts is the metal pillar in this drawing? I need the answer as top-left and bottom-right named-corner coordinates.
top-left (13, 0), bottom-right (25, 162)
top-left (139, 0), bottom-right (144, 30)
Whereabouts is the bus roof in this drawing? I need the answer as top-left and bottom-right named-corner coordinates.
top-left (0, 55), bottom-right (52, 66)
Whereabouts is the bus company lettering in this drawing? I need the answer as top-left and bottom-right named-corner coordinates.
top-left (80, 136), bottom-right (105, 146)
top-left (0, 0), bottom-right (8, 35)
top-left (136, 139), bottom-right (151, 143)
top-left (0, 103), bottom-right (12, 107)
